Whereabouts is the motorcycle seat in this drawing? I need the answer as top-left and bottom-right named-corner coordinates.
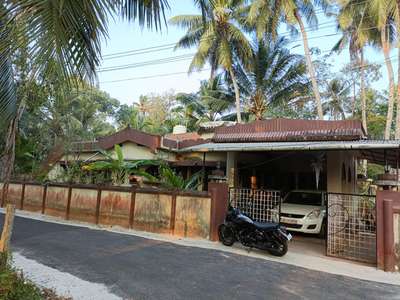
top-left (253, 221), bottom-right (279, 231)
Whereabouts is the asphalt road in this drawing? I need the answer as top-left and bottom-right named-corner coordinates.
top-left (2, 214), bottom-right (400, 300)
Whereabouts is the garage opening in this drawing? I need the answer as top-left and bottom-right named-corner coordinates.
top-left (229, 151), bottom-right (328, 258)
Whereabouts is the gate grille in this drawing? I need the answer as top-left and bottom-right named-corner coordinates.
top-left (327, 193), bottom-right (376, 264)
top-left (229, 188), bottom-right (281, 223)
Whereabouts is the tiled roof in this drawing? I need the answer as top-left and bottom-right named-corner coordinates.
top-left (213, 119), bottom-right (366, 143)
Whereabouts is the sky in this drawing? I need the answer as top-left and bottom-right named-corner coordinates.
top-left (97, 0), bottom-right (397, 106)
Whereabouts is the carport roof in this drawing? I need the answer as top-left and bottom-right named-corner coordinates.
top-left (212, 119), bottom-right (366, 142)
top-left (179, 140), bottom-right (400, 153)
top-left (180, 139), bottom-right (400, 165)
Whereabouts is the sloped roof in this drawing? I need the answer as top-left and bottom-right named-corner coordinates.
top-left (72, 127), bottom-right (161, 153)
top-left (212, 119), bottom-right (366, 143)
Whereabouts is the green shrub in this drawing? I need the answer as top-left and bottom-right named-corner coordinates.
top-left (0, 269), bottom-right (42, 300)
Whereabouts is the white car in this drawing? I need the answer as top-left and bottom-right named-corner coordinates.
top-left (279, 190), bottom-right (326, 237)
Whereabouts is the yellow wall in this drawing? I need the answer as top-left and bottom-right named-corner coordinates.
top-left (327, 151), bottom-right (357, 193)
top-left (180, 152), bottom-right (226, 162)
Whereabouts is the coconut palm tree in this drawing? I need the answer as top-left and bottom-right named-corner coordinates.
top-left (247, 0), bottom-right (330, 120)
top-left (362, 0), bottom-right (396, 139)
top-left (322, 78), bottom-right (351, 120)
top-left (1, 0), bottom-right (169, 119)
top-left (373, 0), bottom-right (400, 138)
top-left (170, 0), bottom-right (253, 123)
top-left (333, 0), bottom-right (378, 134)
top-left (234, 35), bottom-right (311, 120)
top-left (174, 75), bottom-right (235, 129)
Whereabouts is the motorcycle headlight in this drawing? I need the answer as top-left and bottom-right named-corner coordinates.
top-left (307, 209), bottom-right (321, 219)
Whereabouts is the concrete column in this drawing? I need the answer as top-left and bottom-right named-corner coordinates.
top-left (226, 152), bottom-right (237, 188)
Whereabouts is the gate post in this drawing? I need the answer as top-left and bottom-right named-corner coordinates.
top-left (376, 190), bottom-right (400, 272)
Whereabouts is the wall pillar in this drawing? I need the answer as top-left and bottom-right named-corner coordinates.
top-left (208, 182), bottom-right (229, 241)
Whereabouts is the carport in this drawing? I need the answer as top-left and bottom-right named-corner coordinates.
top-left (180, 119), bottom-right (400, 266)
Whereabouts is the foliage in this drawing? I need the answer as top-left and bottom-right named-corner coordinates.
top-left (322, 78), bottom-right (350, 120)
top-left (3, 0), bottom-right (398, 182)
top-left (0, 252), bottom-right (41, 300)
top-left (367, 163), bottom-right (385, 181)
top-left (170, 0), bottom-right (252, 122)
top-left (0, 0), bottom-right (169, 121)
top-left (115, 90), bottom-right (176, 134)
top-left (83, 145), bottom-right (159, 185)
top-left (82, 148), bottom-right (202, 190)
top-left (247, 0), bottom-right (329, 120)
top-left (173, 75), bottom-right (235, 130)
top-left (158, 164), bottom-right (202, 190)
top-left (5, 70), bottom-right (120, 180)
top-left (0, 252), bottom-right (70, 300)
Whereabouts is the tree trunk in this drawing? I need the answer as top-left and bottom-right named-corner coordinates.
top-left (382, 26), bottom-right (395, 140)
top-left (351, 79), bottom-right (356, 117)
top-left (396, 44), bottom-right (400, 139)
top-left (209, 64), bottom-right (216, 82)
top-left (229, 68), bottom-right (242, 123)
top-left (359, 50), bottom-right (367, 134)
top-left (396, 1), bottom-right (400, 139)
top-left (1, 103), bottom-right (24, 205)
top-left (294, 10), bottom-right (323, 120)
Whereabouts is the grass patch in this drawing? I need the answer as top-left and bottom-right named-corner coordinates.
top-left (0, 252), bottom-right (70, 300)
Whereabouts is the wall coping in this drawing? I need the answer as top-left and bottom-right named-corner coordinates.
top-left (4, 181), bottom-right (210, 198)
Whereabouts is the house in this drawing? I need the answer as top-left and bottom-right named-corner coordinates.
top-left (47, 118), bottom-right (400, 194)
top-left (41, 118), bottom-right (400, 266)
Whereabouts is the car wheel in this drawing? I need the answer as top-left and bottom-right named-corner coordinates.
top-left (318, 219), bottom-right (326, 239)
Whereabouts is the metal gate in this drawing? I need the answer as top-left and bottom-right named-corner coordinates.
top-left (326, 193), bottom-right (377, 264)
top-left (229, 188), bottom-right (281, 223)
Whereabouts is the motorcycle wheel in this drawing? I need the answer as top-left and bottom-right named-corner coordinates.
top-left (268, 240), bottom-right (288, 257)
top-left (218, 224), bottom-right (235, 246)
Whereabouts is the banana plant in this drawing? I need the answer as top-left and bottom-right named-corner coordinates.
top-left (83, 145), bottom-right (159, 185)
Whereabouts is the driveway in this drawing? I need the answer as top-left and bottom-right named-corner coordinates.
top-left (2, 214), bottom-right (400, 300)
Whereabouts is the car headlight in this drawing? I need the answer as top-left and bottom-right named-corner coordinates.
top-left (307, 209), bottom-right (321, 219)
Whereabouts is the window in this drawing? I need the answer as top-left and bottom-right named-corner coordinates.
top-left (284, 192), bottom-right (323, 206)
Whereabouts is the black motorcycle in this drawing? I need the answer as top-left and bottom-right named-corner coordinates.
top-left (218, 206), bottom-right (291, 256)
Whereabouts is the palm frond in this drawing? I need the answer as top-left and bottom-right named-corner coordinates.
top-left (119, 0), bottom-right (170, 30)
top-left (184, 170), bottom-right (202, 190)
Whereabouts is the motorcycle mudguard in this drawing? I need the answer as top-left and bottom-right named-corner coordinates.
top-left (277, 228), bottom-right (292, 241)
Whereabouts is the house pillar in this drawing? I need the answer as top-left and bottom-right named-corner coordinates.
top-left (226, 152), bottom-right (238, 188)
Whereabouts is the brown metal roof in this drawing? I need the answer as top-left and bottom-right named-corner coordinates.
top-left (98, 127), bottom-right (161, 152)
top-left (164, 132), bottom-right (202, 141)
top-left (70, 127), bottom-right (161, 153)
top-left (162, 132), bottom-right (210, 150)
top-left (212, 119), bottom-right (366, 143)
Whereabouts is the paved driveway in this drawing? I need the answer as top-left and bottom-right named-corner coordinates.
top-left (3, 215), bottom-right (400, 300)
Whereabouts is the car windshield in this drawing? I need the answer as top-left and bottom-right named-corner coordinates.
top-left (285, 192), bottom-right (322, 206)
